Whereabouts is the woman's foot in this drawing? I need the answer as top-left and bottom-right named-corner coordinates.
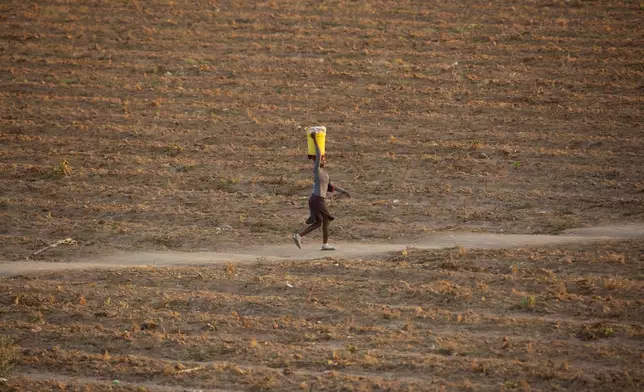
top-left (321, 243), bottom-right (336, 251)
top-left (292, 233), bottom-right (302, 249)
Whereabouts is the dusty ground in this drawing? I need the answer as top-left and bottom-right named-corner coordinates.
top-left (0, 0), bottom-right (643, 261)
top-left (1, 239), bottom-right (643, 391)
top-left (0, 1), bottom-right (643, 390)
top-left (0, 223), bottom-right (643, 277)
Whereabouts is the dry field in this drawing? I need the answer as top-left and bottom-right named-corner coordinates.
top-left (1, 240), bottom-right (643, 391)
top-left (1, 0), bottom-right (644, 391)
top-left (0, 0), bottom-right (642, 260)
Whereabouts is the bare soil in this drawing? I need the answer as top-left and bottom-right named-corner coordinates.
top-left (1, 0), bottom-right (643, 391)
top-left (0, 0), bottom-right (643, 261)
top-left (0, 223), bottom-right (643, 277)
top-left (1, 239), bottom-right (643, 391)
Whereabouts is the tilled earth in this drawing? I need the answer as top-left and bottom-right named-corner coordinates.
top-left (1, 239), bottom-right (643, 391)
top-left (0, 0), bottom-right (643, 261)
top-left (1, 1), bottom-right (643, 390)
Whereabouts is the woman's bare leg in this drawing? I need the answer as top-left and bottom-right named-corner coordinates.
top-left (299, 221), bottom-right (322, 237)
top-left (322, 218), bottom-right (330, 244)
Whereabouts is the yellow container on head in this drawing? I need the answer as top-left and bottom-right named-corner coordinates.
top-left (306, 126), bottom-right (326, 158)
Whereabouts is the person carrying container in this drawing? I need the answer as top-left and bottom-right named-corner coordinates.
top-left (292, 128), bottom-right (351, 250)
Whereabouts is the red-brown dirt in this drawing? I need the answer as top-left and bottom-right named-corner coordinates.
top-left (1, 0), bottom-right (642, 261)
top-left (2, 239), bottom-right (644, 391)
top-left (1, 0), bottom-right (643, 391)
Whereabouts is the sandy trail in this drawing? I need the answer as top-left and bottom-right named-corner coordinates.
top-left (1, 223), bottom-right (643, 277)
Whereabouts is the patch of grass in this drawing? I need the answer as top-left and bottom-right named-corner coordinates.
top-left (58, 78), bottom-right (80, 85)
top-left (503, 380), bottom-right (519, 389)
top-left (52, 159), bottom-right (72, 177)
top-left (382, 308), bottom-right (401, 320)
top-left (578, 323), bottom-right (616, 341)
top-left (0, 335), bottom-right (17, 378)
top-left (215, 177), bottom-right (241, 192)
top-left (520, 295), bottom-right (536, 310)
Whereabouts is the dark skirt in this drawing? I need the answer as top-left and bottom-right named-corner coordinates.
top-left (306, 194), bottom-right (335, 225)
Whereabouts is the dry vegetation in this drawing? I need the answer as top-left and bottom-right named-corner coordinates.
top-left (1, 0), bottom-right (643, 390)
top-left (1, 240), bottom-right (643, 391)
top-left (0, 0), bottom-right (642, 260)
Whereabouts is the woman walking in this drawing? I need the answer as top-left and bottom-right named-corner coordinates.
top-left (292, 130), bottom-right (350, 250)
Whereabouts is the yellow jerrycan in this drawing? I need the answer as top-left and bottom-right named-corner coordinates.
top-left (306, 126), bottom-right (326, 159)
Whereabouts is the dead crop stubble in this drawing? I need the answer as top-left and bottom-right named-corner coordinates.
top-left (1, 239), bottom-right (643, 390)
top-left (0, 0), bottom-right (642, 260)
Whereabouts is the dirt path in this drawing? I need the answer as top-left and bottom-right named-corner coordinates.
top-left (1, 223), bottom-right (643, 277)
